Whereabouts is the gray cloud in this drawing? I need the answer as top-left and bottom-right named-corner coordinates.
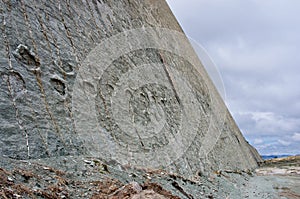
top-left (167, 0), bottom-right (300, 155)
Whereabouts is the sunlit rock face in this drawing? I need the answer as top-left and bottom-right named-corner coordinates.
top-left (0, 0), bottom-right (261, 177)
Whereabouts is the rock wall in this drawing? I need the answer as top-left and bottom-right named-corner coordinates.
top-left (0, 0), bottom-right (262, 178)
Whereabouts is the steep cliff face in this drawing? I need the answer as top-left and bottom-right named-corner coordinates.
top-left (0, 0), bottom-right (261, 181)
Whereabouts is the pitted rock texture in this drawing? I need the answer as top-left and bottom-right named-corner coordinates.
top-left (0, 0), bottom-right (262, 179)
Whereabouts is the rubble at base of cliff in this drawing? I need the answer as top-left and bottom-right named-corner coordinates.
top-left (2, 156), bottom-right (299, 199)
top-left (0, 156), bottom-right (256, 199)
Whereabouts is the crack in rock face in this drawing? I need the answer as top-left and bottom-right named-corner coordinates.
top-left (1, 71), bottom-right (26, 100)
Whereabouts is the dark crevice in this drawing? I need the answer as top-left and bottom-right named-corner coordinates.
top-left (50, 78), bottom-right (66, 96)
top-left (171, 181), bottom-right (194, 199)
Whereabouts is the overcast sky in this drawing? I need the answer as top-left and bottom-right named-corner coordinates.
top-left (166, 0), bottom-right (300, 155)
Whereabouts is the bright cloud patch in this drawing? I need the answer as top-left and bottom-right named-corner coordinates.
top-left (292, 133), bottom-right (300, 141)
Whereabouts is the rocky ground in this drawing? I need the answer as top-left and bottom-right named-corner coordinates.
top-left (245, 155), bottom-right (300, 199)
top-left (0, 156), bottom-right (299, 199)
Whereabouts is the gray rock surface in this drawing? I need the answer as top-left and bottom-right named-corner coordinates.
top-left (0, 0), bottom-right (262, 191)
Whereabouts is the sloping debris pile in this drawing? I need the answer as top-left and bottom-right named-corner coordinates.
top-left (0, 156), bottom-right (254, 199)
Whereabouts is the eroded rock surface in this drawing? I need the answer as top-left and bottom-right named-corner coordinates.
top-left (1, 0), bottom-right (263, 198)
